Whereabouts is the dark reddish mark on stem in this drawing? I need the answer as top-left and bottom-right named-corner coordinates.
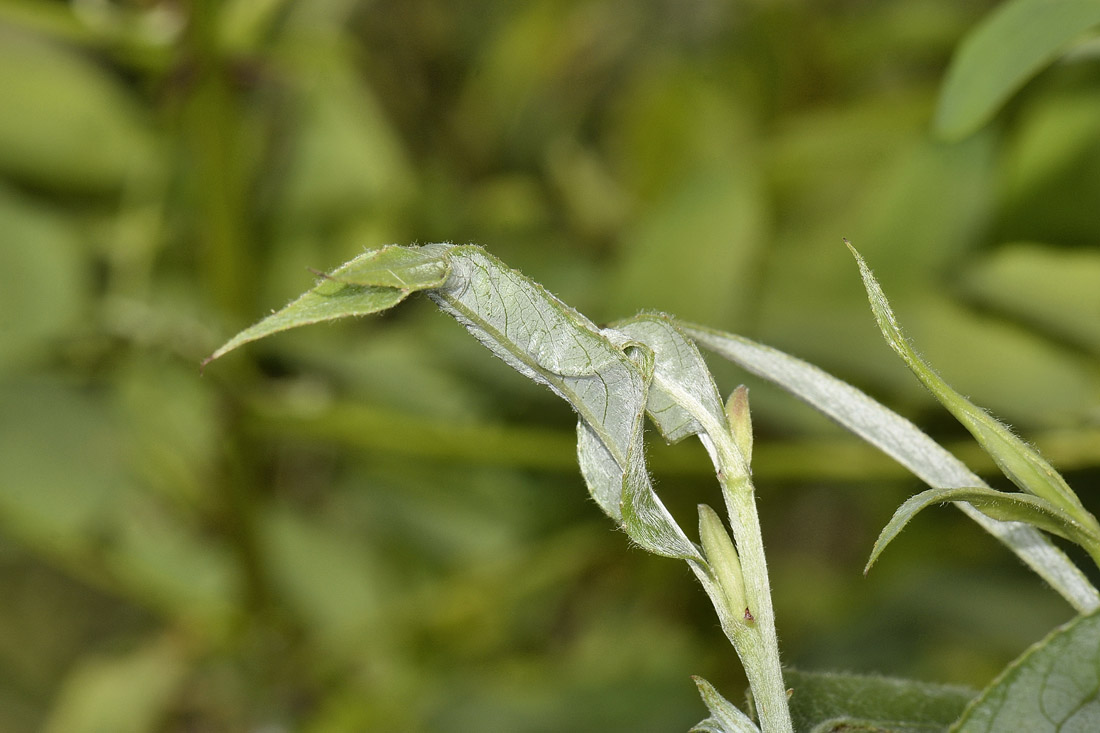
top-left (744, 607), bottom-right (755, 623)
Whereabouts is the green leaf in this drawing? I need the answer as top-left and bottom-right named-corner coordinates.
top-left (41, 635), bottom-right (189, 733)
top-left (847, 243), bottom-right (1098, 532)
top-left (203, 245), bottom-right (451, 365)
top-left (866, 486), bottom-right (1100, 575)
top-left (426, 248), bottom-right (695, 556)
top-left (960, 242), bottom-right (1100, 356)
top-left (425, 247), bottom-right (701, 561)
top-left (208, 244), bottom-right (701, 561)
top-left (679, 321), bottom-right (1100, 614)
top-left (0, 33), bottom-right (157, 192)
top-left (0, 184), bottom-right (86, 372)
top-left (935, 0), bottom-right (1100, 140)
top-left (690, 676), bottom-right (760, 733)
top-left (327, 243), bottom-right (451, 289)
top-left (785, 669), bottom-right (975, 733)
top-left (952, 609), bottom-right (1100, 732)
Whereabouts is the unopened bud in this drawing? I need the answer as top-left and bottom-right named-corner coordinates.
top-left (725, 385), bottom-right (753, 469)
top-left (698, 504), bottom-right (746, 618)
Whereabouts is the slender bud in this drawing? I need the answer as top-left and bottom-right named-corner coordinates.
top-left (726, 385), bottom-right (753, 469)
top-left (698, 504), bottom-right (746, 618)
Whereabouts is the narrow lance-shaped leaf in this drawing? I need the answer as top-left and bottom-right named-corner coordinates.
top-left (847, 242), bottom-right (1099, 534)
top-left (690, 676), bottom-right (760, 733)
top-left (677, 320), bottom-right (1100, 614)
top-left (203, 245), bottom-right (451, 366)
top-left (866, 486), bottom-right (1100, 575)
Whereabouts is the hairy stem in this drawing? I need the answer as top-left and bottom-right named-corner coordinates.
top-left (716, 449), bottom-right (791, 732)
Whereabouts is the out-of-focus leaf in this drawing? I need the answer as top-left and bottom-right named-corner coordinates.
top-left (204, 245), bottom-right (451, 365)
top-left (260, 505), bottom-right (381, 649)
top-left (757, 134), bottom-right (996, 412)
top-left (866, 486), bottom-right (1100, 575)
top-left (116, 358), bottom-right (220, 511)
top-left (41, 635), bottom-right (188, 733)
top-left (219, 0), bottom-right (295, 50)
top-left (277, 43), bottom-right (413, 223)
top-left (608, 167), bottom-right (767, 328)
top-left (894, 297), bottom-right (1099, 426)
top-left (453, 1), bottom-right (637, 164)
top-left (935, 0), bottom-right (1100, 140)
top-left (679, 322), bottom-right (1100, 614)
top-left (0, 34), bottom-right (156, 191)
top-left (690, 676), bottom-right (759, 733)
top-left (0, 186), bottom-right (86, 372)
top-left (953, 610), bottom-right (1100, 731)
top-left (847, 134), bottom-right (996, 286)
top-left (995, 91), bottom-right (1100, 244)
top-left (0, 379), bottom-right (238, 630)
top-left (106, 503), bottom-right (238, 631)
top-left (848, 243), bottom-right (1096, 528)
top-left (785, 669), bottom-right (975, 733)
top-left (961, 242), bottom-right (1100, 355)
top-left (0, 381), bottom-right (130, 554)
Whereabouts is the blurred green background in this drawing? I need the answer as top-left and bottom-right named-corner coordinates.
top-left (1, 0), bottom-right (1099, 730)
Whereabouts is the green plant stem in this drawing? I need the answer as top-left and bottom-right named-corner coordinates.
top-left (713, 440), bottom-right (792, 733)
top-left (676, 387), bottom-right (790, 731)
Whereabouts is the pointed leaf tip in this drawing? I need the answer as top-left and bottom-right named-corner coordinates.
top-left (202, 245), bottom-right (453, 367)
top-left (847, 245), bottom-right (1096, 534)
top-left (692, 676), bottom-right (760, 733)
top-left (865, 486), bottom-right (1100, 576)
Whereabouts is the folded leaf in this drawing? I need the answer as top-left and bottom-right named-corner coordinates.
top-left (209, 244), bottom-right (701, 561)
top-left (613, 313), bottom-right (729, 446)
top-left (679, 321), bottom-right (1100, 614)
top-left (328, 243), bottom-right (452, 289)
top-left (866, 486), bottom-right (1100, 575)
top-left (847, 242), bottom-right (1097, 533)
top-left (428, 247), bottom-right (700, 560)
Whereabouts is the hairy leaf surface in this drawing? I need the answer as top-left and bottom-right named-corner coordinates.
top-left (848, 243), bottom-right (1097, 532)
top-left (679, 322), bottom-right (1100, 614)
top-left (785, 669), bottom-right (975, 733)
top-left (866, 486), bottom-right (1100, 574)
top-left (953, 610), bottom-right (1100, 732)
top-left (690, 676), bottom-right (760, 733)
